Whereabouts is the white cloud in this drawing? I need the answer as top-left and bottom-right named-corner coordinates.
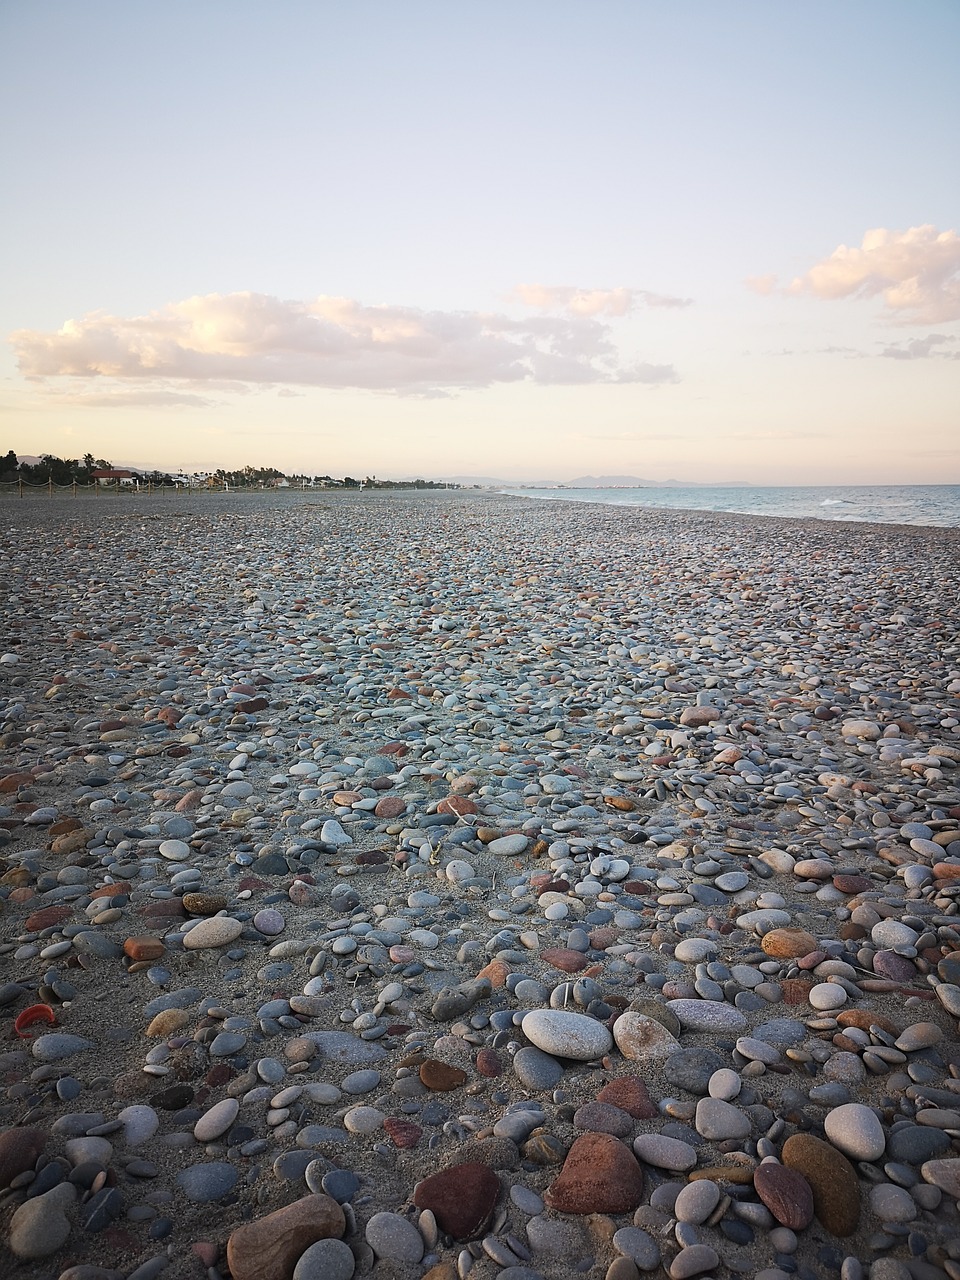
top-left (513, 284), bottom-right (691, 316)
top-left (10, 291), bottom-right (678, 394)
top-left (784, 225), bottom-right (960, 323)
top-left (878, 333), bottom-right (959, 360)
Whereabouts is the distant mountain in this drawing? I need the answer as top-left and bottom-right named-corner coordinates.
top-left (434, 474), bottom-right (752, 488)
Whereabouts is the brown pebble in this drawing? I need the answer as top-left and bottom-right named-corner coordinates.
top-left (181, 892), bottom-right (228, 915)
top-left (544, 1132), bottom-right (645, 1214)
top-left (761, 928), bottom-right (818, 959)
top-left (0, 1127), bottom-right (46, 1189)
top-left (146, 1008), bottom-right (193, 1037)
top-left (24, 905), bottom-right (73, 931)
top-left (475, 1048), bottom-right (503, 1077)
top-left (596, 1076), bottom-right (658, 1120)
top-left (413, 1161), bottom-right (500, 1240)
top-left (123, 936), bottom-right (165, 961)
top-left (836, 1009), bottom-right (897, 1034)
top-left (541, 947), bottom-right (588, 973)
top-left (226, 1194), bottom-right (345, 1280)
top-left (419, 1060), bottom-right (467, 1091)
top-left (782, 1133), bottom-right (860, 1236)
top-left (754, 1162), bottom-right (814, 1229)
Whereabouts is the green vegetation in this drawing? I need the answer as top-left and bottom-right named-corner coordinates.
top-left (1, 449), bottom-right (459, 490)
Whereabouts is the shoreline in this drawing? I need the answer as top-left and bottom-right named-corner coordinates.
top-left (1, 490), bottom-right (958, 1280)
top-left (5, 484), bottom-right (960, 539)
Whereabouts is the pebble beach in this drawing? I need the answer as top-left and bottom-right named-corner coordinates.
top-left (1, 488), bottom-right (959, 1280)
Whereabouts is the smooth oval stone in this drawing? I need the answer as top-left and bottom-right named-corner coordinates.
top-left (612, 1225), bottom-right (659, 1269)
top-left (754, 1162), bottom-right (815, 1229)
top-left (669, 1244), bottom-right (720, 1279)
top-left (31, 1033), bottom-right (95, 1062)
top-left (674, 1178), bottom-right (721, 1224)
top-left (176, 1162), bottom-right (238, 1202)
top-left (633, 1134), bottom-right (697, 1172)
top-left (9, 1182), bottom-right (76, 1258)
top-left (364, 1211), bottom-right (424, 1262)
top-left (824, 1103), bottom-right (886, 1162)
top-left (118, 1106), bottom-right (159, 1147)
top-left (666, 1000), bottom-right (747, 1033)
top-left (513, 1046), bottom-right (564, 1090)
top-left (695, 1098), bottom-right (751, 1141)
top-left (869, 1183), bottom-right (918, 1223)
top-left (782, 1133), bottom-right (860, 1235)
top-left (159, 839), bottom-right (191, 861)
top-left (489, 835), bottom-right (529, 856)
top-left (183, 916), bottom-right (243, 949)
top-left (613, 1012), bottom-right (681, 1061)
top-left (522, 1009), bottom-right (612, 1060)
top-left (544, 1132), bottom-right (646, 1215)
top-left (293, 1238), bottom-right (356, 1280)
top-left (194, 1098), bottom-right (239, 1143)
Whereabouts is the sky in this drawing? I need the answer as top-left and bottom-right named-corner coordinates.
top-left (1, 1), bottom-right (958, 485)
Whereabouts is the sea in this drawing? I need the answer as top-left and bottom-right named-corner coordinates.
top-left (498, 484), bottom-right (960, 528)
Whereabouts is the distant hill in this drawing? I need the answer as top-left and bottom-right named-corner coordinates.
top-left (436, 474), bottom-right (751, 488)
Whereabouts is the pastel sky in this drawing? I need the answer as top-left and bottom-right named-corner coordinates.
top-left (2, 1), bottom-right (958, 484)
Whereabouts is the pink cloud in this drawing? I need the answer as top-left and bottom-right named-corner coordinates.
top-left (11, 291), bottom-right (678, 394)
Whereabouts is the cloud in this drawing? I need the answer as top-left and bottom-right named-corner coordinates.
top-left (745, 274), bottom-right (778, 296)
top-left (512, 283), bottom-right (692, 316)
top-left (49, 387), bottom-right (221, 408)
top-left (782, 225), bottom-right (960, 323)
top-left (878, 333), bottom-right (959, 360)
top-left (10, 291), bottom-right (678, 395)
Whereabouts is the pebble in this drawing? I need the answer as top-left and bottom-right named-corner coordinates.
top-left (226, 1194), bottom-right (345, 1280)
top-left (365, 1211), bottom-right (424, 1262)
top-left (522, 1009), bottom-right (613, 1060)
top-left (3, 489), bottom-right (960, 1280)
top-left (824, 1103), bottom-right (887, 1162)
top-left (9, 1182), bottom-right (76, 1258)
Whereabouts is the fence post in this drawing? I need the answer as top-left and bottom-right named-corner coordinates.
top-left (19, 479), bottom-right (23, 498)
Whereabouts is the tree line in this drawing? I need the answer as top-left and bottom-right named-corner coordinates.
top-left (2, 450), bottom-right (460, 490)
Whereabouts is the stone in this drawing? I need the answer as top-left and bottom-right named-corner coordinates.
top-left (177, 1162), bottom-right (238, 1202)
top-left (0, 1126), bottom-right (46, 1187)
top-left (611, 1225), bottom-right (660, 1270)
top-left (674, 1179), bottom-right (721, 1224)
top-left (513, 1046), bottom-right (564, 1090)
top-left (293, 1238), bottom-right (355, 1280)
top-left (596, 1076), bottom-right (657, 1119)
top-left (632, 1134), bottom-right (697, 1172)
top-left (824, 1103), bottom-right (886, 1162)
top-left (782, 1133), bottom-right (860, 1235)
top-left (761, 928), bottom-right (818, 958)
top-left (522, 1009), bottom-right (613, 1060)
top-left (753, 1162), bottom-right (815, 1229)
top-left (666, 1000), bottom-right (747, 1033)
top-left (413, 1161), bottom-right (500, 1240)
top-left (920, 1159), bottom-right (960, 1198)
top-left (226, 1195), bottom-right (346, 1280)
top-left (545, 1132), bottom-right (645, 1214)
top-left (9, 1181), bottom-right (76, 1258)
top-left (573, 1102), bottom-right (634, 1138)
top-left (669, 1244), bottom-right (720, 1279)
top-left (365, 1212), bottom-right (424, 1263)
top-left (31, 1033), bottom-right (94, 1061)
top-left (613, 1012), bottom-right (680, 1060)
top-left (194, 1097), bottom-right (239, 1143)
top-left (182, 916), bottom-right (243, 949)
top-left (419, 1059), bottom-right (467, 1091)
top-left (695, 1098), bottom-right (751, 1141)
